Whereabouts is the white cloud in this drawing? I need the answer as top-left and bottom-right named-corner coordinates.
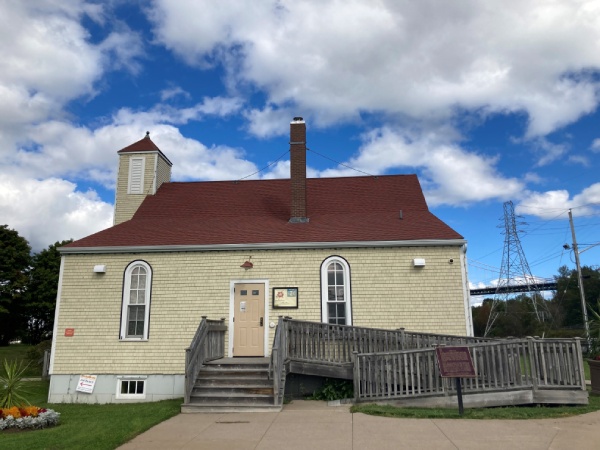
top-left (152, 129), bottom-right (259, 181)
top-left (517, 183), bottom-right (600, 218)
top-left (591, 139), bottom-right (600, 152)
top-left (0, 175), bottom-right (113, 252)
top-left (244, 106), bottom-right (297, 138)
top-left (113, 96), bottom-right (243, 126)
top-left (317, 127), bottom-right (524, 206)
top-left (528, 137), bottom-right (569, 167)
top-left (0, 108), bottom-right (263, 250)
top-left (160, 86), bottom-right (191, 101)
top-left (567, 155), bottom-right (590, 166)
top-left (0, 0), bottom-right (145, 161)
top-left (149, 0), bottom-right (600, 138)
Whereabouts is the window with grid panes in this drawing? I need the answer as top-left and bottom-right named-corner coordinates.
top-left (116, 378), bottom-right (146, 399)
top-left (321, 256), bottom-right (352, 325)
top-left (120, 261), bottom-right (152, 340)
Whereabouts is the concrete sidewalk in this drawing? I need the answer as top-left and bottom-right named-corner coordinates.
top-left (118, 400), bottom-right (600, 449)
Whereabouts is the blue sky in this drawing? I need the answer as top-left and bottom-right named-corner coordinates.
top-left (0, 1), bottom-right (599, 302)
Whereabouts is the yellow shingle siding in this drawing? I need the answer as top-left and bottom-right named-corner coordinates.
top-left (114, 153), bottom-right (168, 225)
top-left (155, 154), bottom-right (171, 191)
top-left (53, 246), bottom-right (467, 375)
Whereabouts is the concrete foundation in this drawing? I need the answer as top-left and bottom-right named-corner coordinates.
top-left (48, 374), bottom-right (184, 403)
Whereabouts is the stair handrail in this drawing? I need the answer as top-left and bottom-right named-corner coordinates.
top-left (270, 316), bottom-right (288, 405)
top-left (184, 316), bottom-right (227, 404)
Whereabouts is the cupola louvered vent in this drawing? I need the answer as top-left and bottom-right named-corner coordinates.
top-left (128, 157), bottom-right (145, 194)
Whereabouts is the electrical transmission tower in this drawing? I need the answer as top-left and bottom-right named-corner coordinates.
top-left (484, 201), bottom-right (549, 336)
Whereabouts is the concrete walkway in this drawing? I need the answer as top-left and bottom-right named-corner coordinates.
top-left (118, 400), bottom-right (600, 450)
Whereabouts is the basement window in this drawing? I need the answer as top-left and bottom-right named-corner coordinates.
top-left (116, 376), bottom-right (146, 399)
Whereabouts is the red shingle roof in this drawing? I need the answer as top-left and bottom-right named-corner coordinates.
top-left (118, 134), bottom-right (172, 165)
top-left (66, 175), bottom-right (463, 248)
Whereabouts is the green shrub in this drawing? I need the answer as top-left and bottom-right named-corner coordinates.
top-left (26, 339), bottom-right (51, 370)
top-left (309, 378), bottom-right (353, 401)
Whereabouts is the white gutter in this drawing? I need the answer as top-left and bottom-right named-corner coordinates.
top-left (59, 239), bottom-right (467, 254)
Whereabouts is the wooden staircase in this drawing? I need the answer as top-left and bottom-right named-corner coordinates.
top-left (181, 358), bottom-right (281, 413)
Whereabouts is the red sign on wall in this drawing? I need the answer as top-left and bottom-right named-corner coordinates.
top-left (64, 328), bottom-right (75, 337)
top-left (435, 347), bottom-right (476, 378)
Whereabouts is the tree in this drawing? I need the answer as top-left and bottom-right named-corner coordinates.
top-left (551, 265), bottom-right (600, 329)
top-left (24, 240), bottom-right (72, 344)
top-left (0, 225), bottom-right (31, 345)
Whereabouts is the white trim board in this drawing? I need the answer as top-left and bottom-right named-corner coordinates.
top-left (59, 239), bottom-right (468, 254)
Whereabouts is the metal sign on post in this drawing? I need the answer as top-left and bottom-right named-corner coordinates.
top-left (435, 347), bottom-right (476, 415)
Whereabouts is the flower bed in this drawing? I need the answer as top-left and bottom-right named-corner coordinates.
top-left (0, 406), bottom-right (60, 431)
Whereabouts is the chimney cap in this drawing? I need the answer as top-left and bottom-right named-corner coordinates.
top-left (291, 117), bottom-right (305, 123)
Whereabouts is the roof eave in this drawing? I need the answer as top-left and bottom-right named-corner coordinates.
top-left (117, 149), bottom-right (173, 167)
top-left (59, 239), bottom-right (467, 254)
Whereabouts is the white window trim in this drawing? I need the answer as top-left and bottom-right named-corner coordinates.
top-left (120, 261), bottom-right (152, 341)
top-left (116, 375), bottom-right (147, 399)
top-left (321, 256), bottom-right (352, 325)
top-left (128, 156), bottom-right (145, 194)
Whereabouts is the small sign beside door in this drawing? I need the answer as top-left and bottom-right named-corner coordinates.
top-left (273, 287), bottom-right (299, 309)
top-left (240, 301), bottom-right (246, 312)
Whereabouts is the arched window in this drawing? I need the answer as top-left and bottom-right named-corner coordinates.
top-left (120, 261), bottom-right (152, 340)
top-left (321, 256), bottom-right (352, 325)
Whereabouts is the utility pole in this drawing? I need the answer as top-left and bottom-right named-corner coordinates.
top-left (568, 208), bottom-right (590, 345)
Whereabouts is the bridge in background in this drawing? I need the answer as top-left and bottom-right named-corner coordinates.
top-left (470, 280), bottom-right (557, 296)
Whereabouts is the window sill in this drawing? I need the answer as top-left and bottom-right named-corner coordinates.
top-left (119, 338), bottom-right (149, 342)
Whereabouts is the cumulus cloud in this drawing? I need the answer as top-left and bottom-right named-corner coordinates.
top-left (517, 183), bottom-right (600, 218)
top-left (149, 0), bottom-right (600, 139)
top-left (0, 175), bottom-right (113, 252)
top-left (0, 0), bottom-right (146, 166)
top-left (316, 127), bottom-right (524, 206)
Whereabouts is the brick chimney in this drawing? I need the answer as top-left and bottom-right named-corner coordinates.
top-left (289, 117), bottom-right (308, 223)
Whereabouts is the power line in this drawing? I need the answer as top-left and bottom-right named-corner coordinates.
top-left (237, 149), bottom-right (290, 181)
top-left (307, 147), bottom-right (376, 177)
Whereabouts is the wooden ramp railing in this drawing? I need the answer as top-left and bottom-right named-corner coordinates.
top-left (353, 337), bottom-right (586, 403)
top-left (270, 317), bottom-right (288, 405)
top-left (270, 319), bottom-right (587, 407)
top-left (184, 317), bottom-right (226, 404)
top-left (284, 319), bottom-right (495, 364)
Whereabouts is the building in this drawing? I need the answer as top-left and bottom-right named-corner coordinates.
top-left (48, 118), bottom-right (472, 403)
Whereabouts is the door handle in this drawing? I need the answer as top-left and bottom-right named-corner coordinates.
top-left (260, 317), bottom-right (264, 327)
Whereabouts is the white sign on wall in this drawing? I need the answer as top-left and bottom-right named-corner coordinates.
top-left (76, 374), bottom-right (97, 394)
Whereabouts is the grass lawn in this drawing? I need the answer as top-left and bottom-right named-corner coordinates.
top-left (0, 344), bottom-right (41, 378)
top-left (0, 380), bottom-right (182, 450)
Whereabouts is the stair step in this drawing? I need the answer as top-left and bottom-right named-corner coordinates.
top-left (198, 368), bottom-right (269, 378)
top-left (204, 363), bottom-right (270, 371)
top-left (189, 393), bottom-right (274, 405)
top-left (195, 378), bottom-right (272, 388)
top-left (193, 386), bottom-right (274, 396)
top-left (181, 403), bottom-right (281, 413)
top-left (182, 358), bottom-right (276, 414)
